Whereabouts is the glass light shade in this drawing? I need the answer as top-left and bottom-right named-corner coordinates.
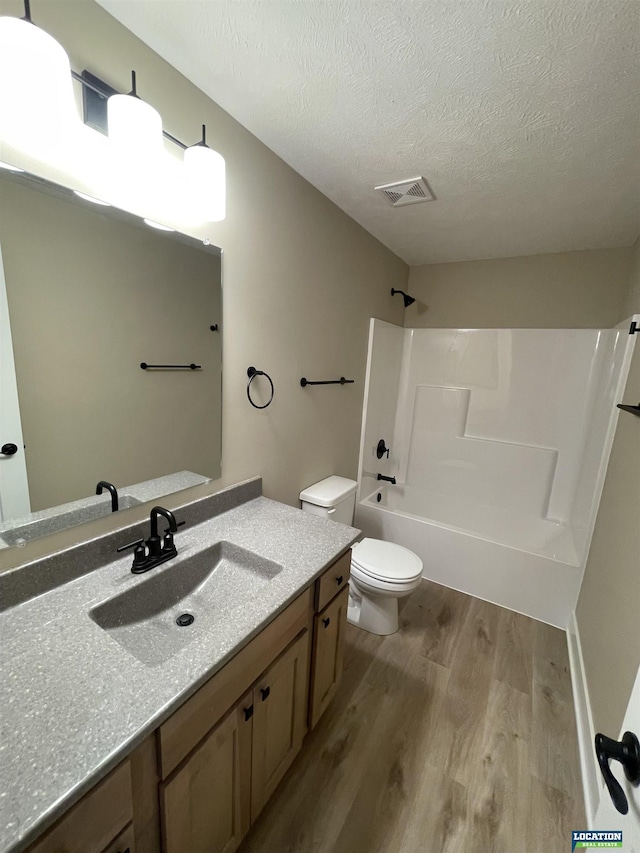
top-left (0, 17), bottom-right (80, 155)
top-left (73, 190), bottom-right (110, 206)
top-left (107, 93), bottom-right (163, 160)
top-left (184, 144), bottom-right (226, 222)
top-left (143, 218), bottom-right (174, 231)
top-left (107, 94), bottom-right (164, 213)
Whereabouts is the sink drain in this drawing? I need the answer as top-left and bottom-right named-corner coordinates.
top-left (176, 613), bottom-right (195, 627)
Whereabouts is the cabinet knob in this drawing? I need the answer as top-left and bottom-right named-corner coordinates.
top-left (244, 705), bottom-right (254, 721)
top-left (260, 686), bottom-right (270, 701)
top-left (322, 617), bottom-right (331, 628)
top-left (336, 575), bottom-right (343, 585)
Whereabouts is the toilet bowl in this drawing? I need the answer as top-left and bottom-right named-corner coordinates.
top-left (348, 537), bottom-right (423, 634)
top-left (299, 476), bottom-right (423, 636)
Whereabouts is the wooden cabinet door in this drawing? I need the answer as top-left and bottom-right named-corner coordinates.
top-left (250, 631), bottom-right (309, 822)
top-left (161, 692), bottom-right (252, 853)
top-left (309, 586), bottom-right (348, 729)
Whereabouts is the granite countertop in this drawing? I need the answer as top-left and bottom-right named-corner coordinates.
top-left (0, 488), bottom-right (359, 853)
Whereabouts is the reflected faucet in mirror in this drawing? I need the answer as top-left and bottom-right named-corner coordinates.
top-left (96, 481), bottom-right (119, 512)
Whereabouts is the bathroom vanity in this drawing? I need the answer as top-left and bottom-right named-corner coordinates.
top-left (0, 479), bottom-right (358, 853)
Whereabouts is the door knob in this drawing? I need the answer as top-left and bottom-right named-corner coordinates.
top-left (594, 730), bottom-right (640, 814)
top-left (1, 443), bottom-right (18, 456)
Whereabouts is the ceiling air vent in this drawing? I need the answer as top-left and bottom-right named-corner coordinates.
top-left (375, 176), bottom-right (435, 207)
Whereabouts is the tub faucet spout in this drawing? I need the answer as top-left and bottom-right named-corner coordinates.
top-left (377, 474), bottom-right (397, 485)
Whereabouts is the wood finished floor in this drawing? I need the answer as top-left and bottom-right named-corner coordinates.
top-left (239, 579), bottom-right (584, 853)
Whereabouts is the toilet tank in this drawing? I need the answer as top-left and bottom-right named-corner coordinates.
top-left (299, 476), bottom-right (357, 525)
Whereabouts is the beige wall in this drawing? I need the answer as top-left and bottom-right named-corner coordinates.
top-left (575, 340), bottom-right (640, 737)
top-left (406, 248), bottom-right (633, 329)
top-left (0, 0), bottom-right (407, 514)
top-left (620, 235), bottom-right (640, 319)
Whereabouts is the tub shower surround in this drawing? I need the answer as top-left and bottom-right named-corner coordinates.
top-left (356, 318), bottom-right (637, 628)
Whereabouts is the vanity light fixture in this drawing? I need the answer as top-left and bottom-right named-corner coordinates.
top-left (0, 2), bottom-right (226, 224)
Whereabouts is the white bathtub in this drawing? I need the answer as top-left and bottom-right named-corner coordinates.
top-left (355, 485), bottom-right (582, 628)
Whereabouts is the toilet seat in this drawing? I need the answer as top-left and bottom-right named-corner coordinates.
top-left (350, 564), bottom-right (421, 595)
top-left (351, 537), bottom-right (423, 584)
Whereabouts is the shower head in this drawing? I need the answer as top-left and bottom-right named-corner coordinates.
top-left (391, 288), bottom-right (416, 308)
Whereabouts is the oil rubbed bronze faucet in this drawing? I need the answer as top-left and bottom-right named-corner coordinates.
top-left (377, 474), bottom-right (397, 485)
top-left (96, 480), bottom-right (119, 512)
top-left (116, 506), bottom-right (184, 574)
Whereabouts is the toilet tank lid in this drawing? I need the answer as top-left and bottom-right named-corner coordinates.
top-left (299, 476), bottom-right (358, 508)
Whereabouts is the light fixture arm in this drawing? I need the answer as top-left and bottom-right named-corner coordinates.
top-left (21, 0), bottom-right (32, 22)
top-left (128, 69), bottom-right (138, 98)
top-left (192, 124), bottom-right (209, 148)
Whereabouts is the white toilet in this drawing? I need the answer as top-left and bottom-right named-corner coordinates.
top-left (299, 476), bottom-right (423, 635)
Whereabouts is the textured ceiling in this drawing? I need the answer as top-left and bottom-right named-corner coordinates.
top-left (97, 0), bottom-right (640, 265)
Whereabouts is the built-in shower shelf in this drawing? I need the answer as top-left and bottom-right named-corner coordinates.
top-left (617, 403), bottom-right (640, 417)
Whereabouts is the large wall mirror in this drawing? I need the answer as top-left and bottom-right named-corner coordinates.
top-left (0, 167), bottom-right (222, 543)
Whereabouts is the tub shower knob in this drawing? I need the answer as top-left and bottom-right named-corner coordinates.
top-left (376, 439), bottom-right (390, 459)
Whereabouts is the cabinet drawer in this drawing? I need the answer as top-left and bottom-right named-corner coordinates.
top-left (309, 587), bottom-right (349, 729)
top-left (27, 761), bottom-right (132, 853)
top-left (315, 551), bottom-right (350, 613)
top-left (158, 587), bottom-right (312, 778)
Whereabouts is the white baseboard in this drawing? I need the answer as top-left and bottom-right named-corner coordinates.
top-left (567, 611), bottom-right (601, 825)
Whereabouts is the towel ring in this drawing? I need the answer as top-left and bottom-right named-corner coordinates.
top-left (247, 366), bottom-right (274, 409)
